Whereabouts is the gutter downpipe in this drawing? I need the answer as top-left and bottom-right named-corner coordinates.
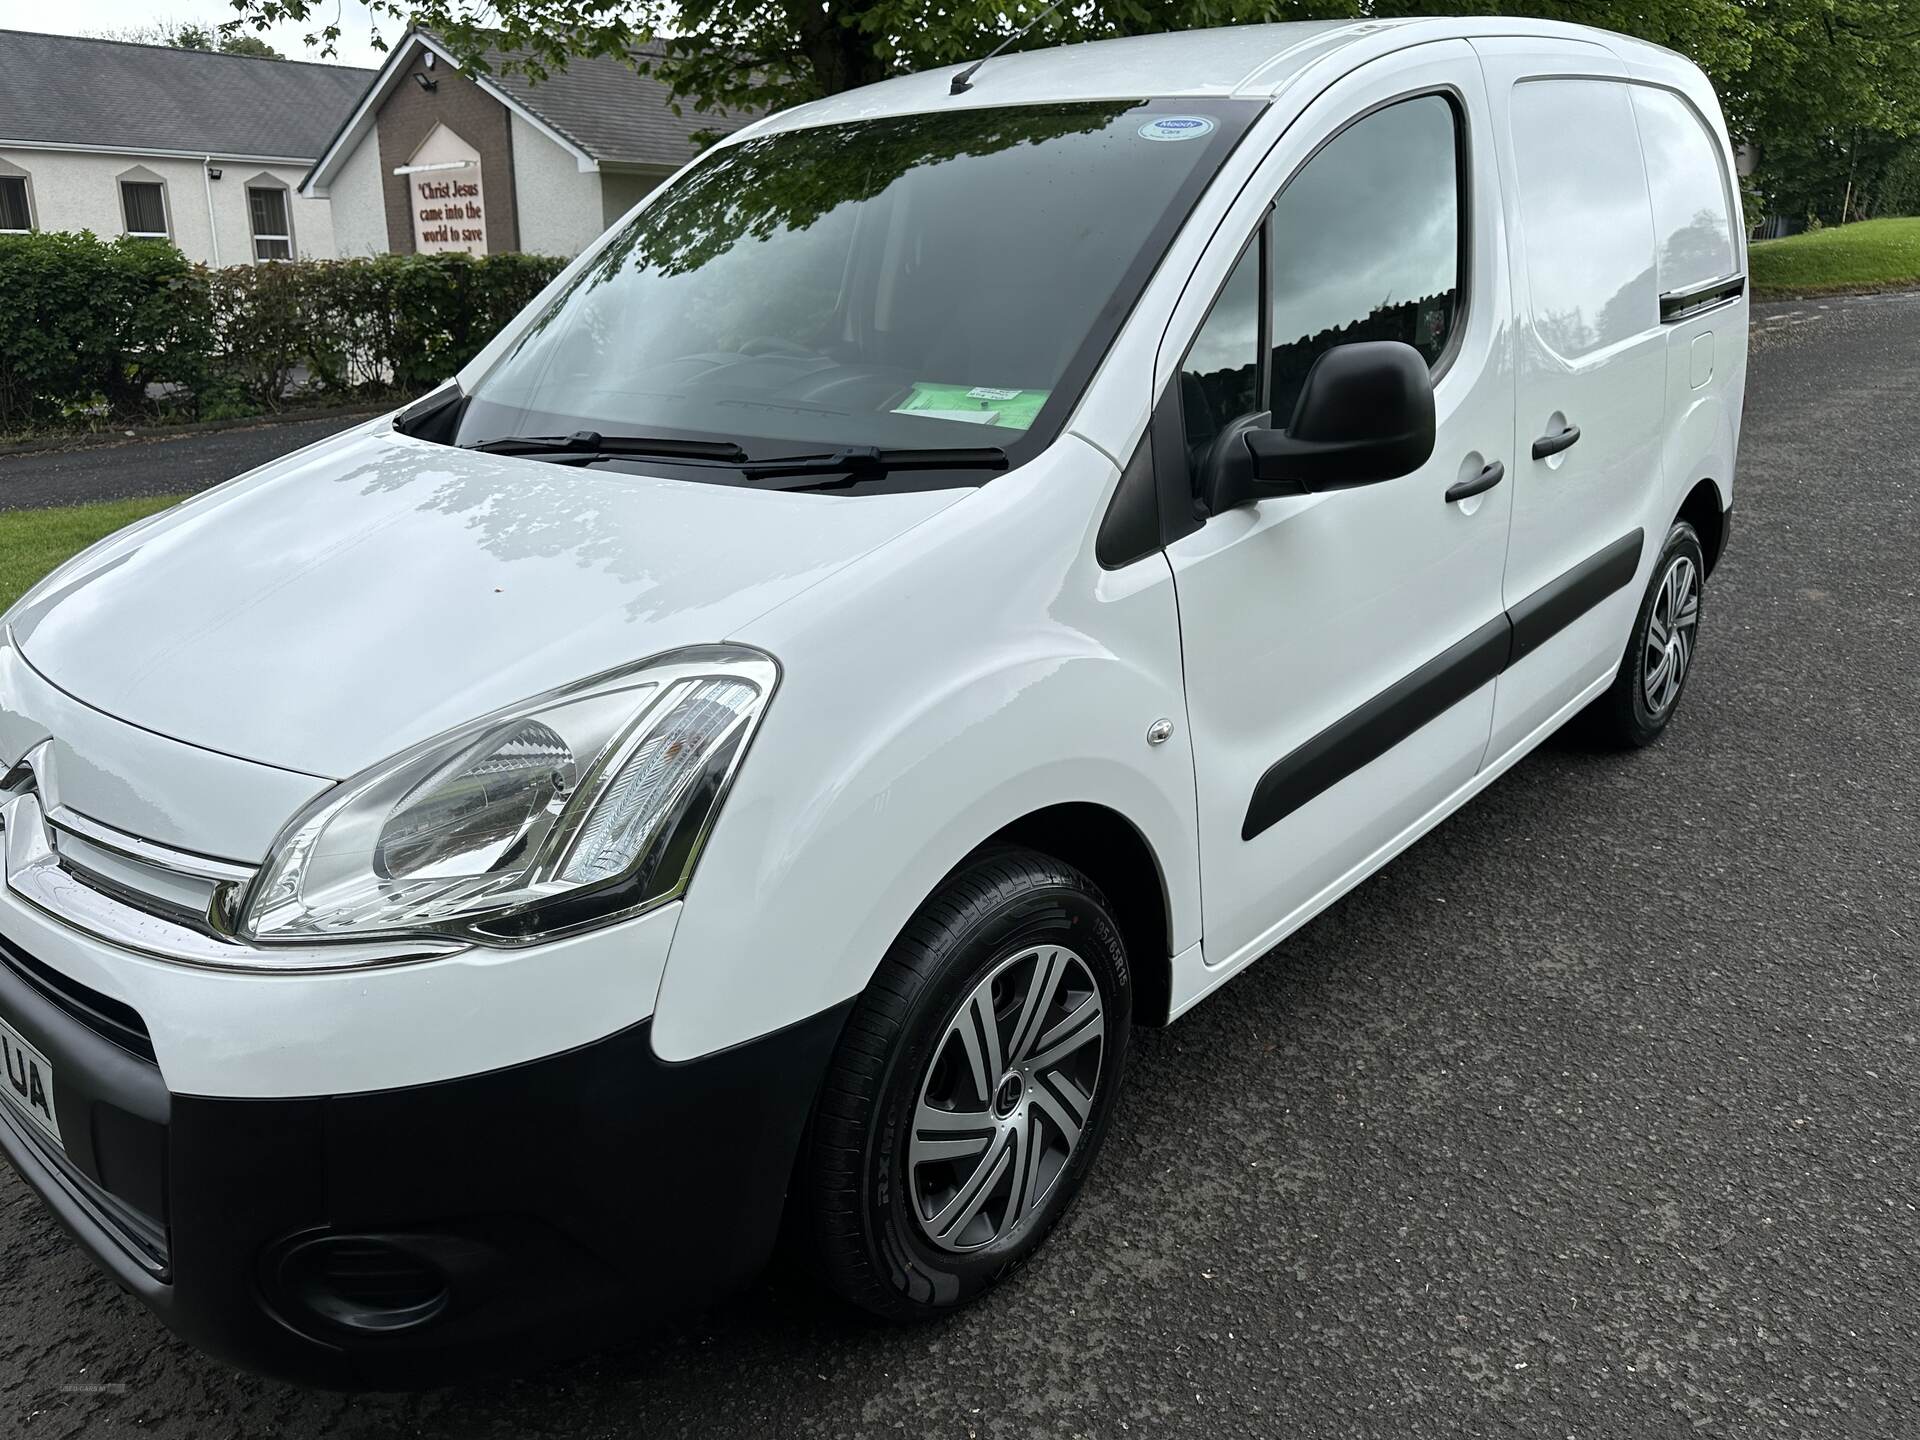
top-left (203, 156), bottom-right (221, 267)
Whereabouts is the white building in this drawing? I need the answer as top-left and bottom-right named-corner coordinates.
top-left (301, 30), bottom-right (760, 258)
top-left (0, 30), bottom-right (371, 265)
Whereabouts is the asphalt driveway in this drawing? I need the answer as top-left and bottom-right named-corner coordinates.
top-left (0, 410), bottom-right (379, 513)
top-left (0, 293), bottom-right (1915, 1438)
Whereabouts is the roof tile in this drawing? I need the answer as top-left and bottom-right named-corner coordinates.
top-left (480, 44), bottom-right (762, 168)
top-left (0, 29), bottom-right (370, 159)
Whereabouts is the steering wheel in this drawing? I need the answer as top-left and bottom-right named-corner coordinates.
top-left (738, 336), bottom-right (819, 358)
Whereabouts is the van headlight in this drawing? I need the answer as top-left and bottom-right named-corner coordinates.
top-left (238, 647), bottom-right (776, 946)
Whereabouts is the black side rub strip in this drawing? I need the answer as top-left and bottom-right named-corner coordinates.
top-left (1507, 529), bottom-right (1644, 667)
top-left (1242, 528), bottom-right (1645, 841)
top-left (1242, 617), bottom-right (1508, 841)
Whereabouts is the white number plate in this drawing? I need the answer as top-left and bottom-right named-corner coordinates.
top-left (0, 1017), bottom-right (61, 1148)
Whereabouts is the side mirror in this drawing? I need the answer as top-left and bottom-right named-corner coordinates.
top-left (1209, 341), bottom-right (1436, 511)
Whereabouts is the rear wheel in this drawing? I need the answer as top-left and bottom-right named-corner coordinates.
top-left (1585, 520), bottom-right (1705, 747)
top-left (800, 847), bottom-right (1131, 1319)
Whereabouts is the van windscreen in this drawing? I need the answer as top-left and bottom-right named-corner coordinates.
top-left (456, 99), bottom-right (1259, 483)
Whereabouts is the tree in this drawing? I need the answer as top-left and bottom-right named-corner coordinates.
top-left (217, 32), bottom-right (286, 58)
top-left (1733, 0), bottom-right (1920, 222)
top-left (219, 0), bottom-right (1108, 114)
top-left (219, 0), bottom-right (1920, 223)
top-left (210, 0), bottom-right (1766, 116)
top-left (94, 18), bottom-right (286, 59)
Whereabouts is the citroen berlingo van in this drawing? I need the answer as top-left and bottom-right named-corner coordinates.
top-left (0, 18), bottom-right (1744, 1385)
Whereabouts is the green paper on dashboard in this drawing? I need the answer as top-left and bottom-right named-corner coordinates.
top-left (892, 382), bottom-right (1050, 431)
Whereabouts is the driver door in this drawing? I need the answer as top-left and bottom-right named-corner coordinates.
top-left (1166, 46), bottom-right (1516, 979)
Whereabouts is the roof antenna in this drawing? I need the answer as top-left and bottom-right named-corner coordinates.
top-left (950, 0), bottom-right (1071, 95)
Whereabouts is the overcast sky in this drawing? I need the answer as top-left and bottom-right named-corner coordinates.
top-left (0, 1), bottom-right (392, 68)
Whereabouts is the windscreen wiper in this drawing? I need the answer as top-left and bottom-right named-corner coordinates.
top-left (468, 434), bottom-right (1007, 484)
top-left (739, 445), bottom-right (1009, 482)
top-left (467, 431), bottom-right (751, 463)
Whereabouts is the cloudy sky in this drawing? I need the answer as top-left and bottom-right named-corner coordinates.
top-left (0, 0), bottom-right (392, 67)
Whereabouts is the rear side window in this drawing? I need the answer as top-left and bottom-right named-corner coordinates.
top-left (1510, 79), bottom-right (1656, 359)
top-left (1268, 94), bottom-right (1462, 423)
top-left (1630, 87), bottom-right (1738, 291)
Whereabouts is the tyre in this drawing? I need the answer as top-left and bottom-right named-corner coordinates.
top-left (1585, 519), bottom-right (1706, 748)
top-left (801, 846), bottom-right (1131, 1320)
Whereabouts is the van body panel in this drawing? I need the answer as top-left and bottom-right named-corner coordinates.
top-left (650, 437), bottom-right (1204, 1062)
top-left (0, 866), bottom-right (681, 1098)
top-left (1474, 43), bottom-right (1677, 753)
top-left (750, 22), bottom-right (1367, 130)
top-left (0, 644), bottom-right (329, 864)
top-left (7, 430), bottom-right (966, 780)
top-left (1163, 42), bottom-right (1514, 976)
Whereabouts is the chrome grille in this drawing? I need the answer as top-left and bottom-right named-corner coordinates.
top-left (46, 812), bottom-right (236, 934)
top-left (0, 750), bottom-right (465, 972)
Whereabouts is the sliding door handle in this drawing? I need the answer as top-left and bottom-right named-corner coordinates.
top-left (1445, 459), bottom-right (1505, 504)
top-left (1531, 423), bottom-right (1582, 460)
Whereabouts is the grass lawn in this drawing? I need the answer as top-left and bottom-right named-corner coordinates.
top-left (1749, 216), bottom-right (1920, 298)
top-left (0, 496), bottom-right (182, 613)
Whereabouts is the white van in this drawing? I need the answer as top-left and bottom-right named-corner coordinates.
top-left (0, 19), bottom-right (1742, 1384)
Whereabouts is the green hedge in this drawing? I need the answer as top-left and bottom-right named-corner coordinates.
top-left (0, 233), bottom-right (565, 431)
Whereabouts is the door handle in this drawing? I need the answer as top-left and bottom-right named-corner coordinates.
top-left (1445, 459), bottom-right (1505, 504)
top-left (1531, 423), bottom-right (1582, 460)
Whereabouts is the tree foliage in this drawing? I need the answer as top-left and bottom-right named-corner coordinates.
top-left (220, 0), bottom-right (1920, 224)
top-left (1733, 0), bottom-right (1920, 220)
top-left (1875, 145), bottom-right (1920, 216)
top-left (94, 18), bottom-right (285, 58)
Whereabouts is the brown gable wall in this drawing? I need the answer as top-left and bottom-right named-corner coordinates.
top-left (373, 56), bottom-right (519, 253)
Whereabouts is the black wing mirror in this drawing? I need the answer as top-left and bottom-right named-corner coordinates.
top-left (1208, 341), bottom-right (1436, 511)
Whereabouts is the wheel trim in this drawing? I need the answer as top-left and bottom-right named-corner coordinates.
top-left (908, 945), bottom-right (1104, 1254)
top-left (1643, 554), bottom-right (1699, 714)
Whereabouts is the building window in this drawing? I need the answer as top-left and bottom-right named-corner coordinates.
top-left (0, 174), bottom-right (31, 233)
top-left (120, 179), bottom-right (169, 239)
top-left (248, 185), bottom-right (293, 261)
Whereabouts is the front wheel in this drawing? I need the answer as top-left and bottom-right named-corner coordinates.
top-left (799, 846), bottom-right (1131, 1320)
top-left (1584, 519), bottom-right (1706, 747)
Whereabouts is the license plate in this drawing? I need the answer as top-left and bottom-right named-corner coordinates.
top-left (0, 1017), bottom-right (61, 1148)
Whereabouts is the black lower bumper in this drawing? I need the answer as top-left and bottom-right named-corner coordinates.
top-left (0, 944), bottom-right (850, 1388)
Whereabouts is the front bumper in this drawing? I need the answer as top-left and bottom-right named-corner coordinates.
top-left (0, 935), bottom-right (850, 1388)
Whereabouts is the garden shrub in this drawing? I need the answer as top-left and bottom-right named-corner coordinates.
top-left (0, 232), bottom-right (210, 428)
top-left (0, 234), bottom-right (565, 432)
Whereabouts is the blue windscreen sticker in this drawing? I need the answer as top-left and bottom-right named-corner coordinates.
top-left (1138, 115), bottom-right (1216, 143)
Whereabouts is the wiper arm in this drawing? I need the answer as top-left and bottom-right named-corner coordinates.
top-left (468, 431), bottom-right (750, 463)
top-left (466, 434), bottom-right (1006, 485)
top-left (738, 444), bottom-right (1009, 481)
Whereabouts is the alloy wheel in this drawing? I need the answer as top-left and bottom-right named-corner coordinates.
top-left (908, 945), bottom-right (1105, 1254)
top-left (1643, 554), bottom-right (1700, 714)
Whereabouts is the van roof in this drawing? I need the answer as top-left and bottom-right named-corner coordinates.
top-left (749, 18), bottom-right (1701, 137)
